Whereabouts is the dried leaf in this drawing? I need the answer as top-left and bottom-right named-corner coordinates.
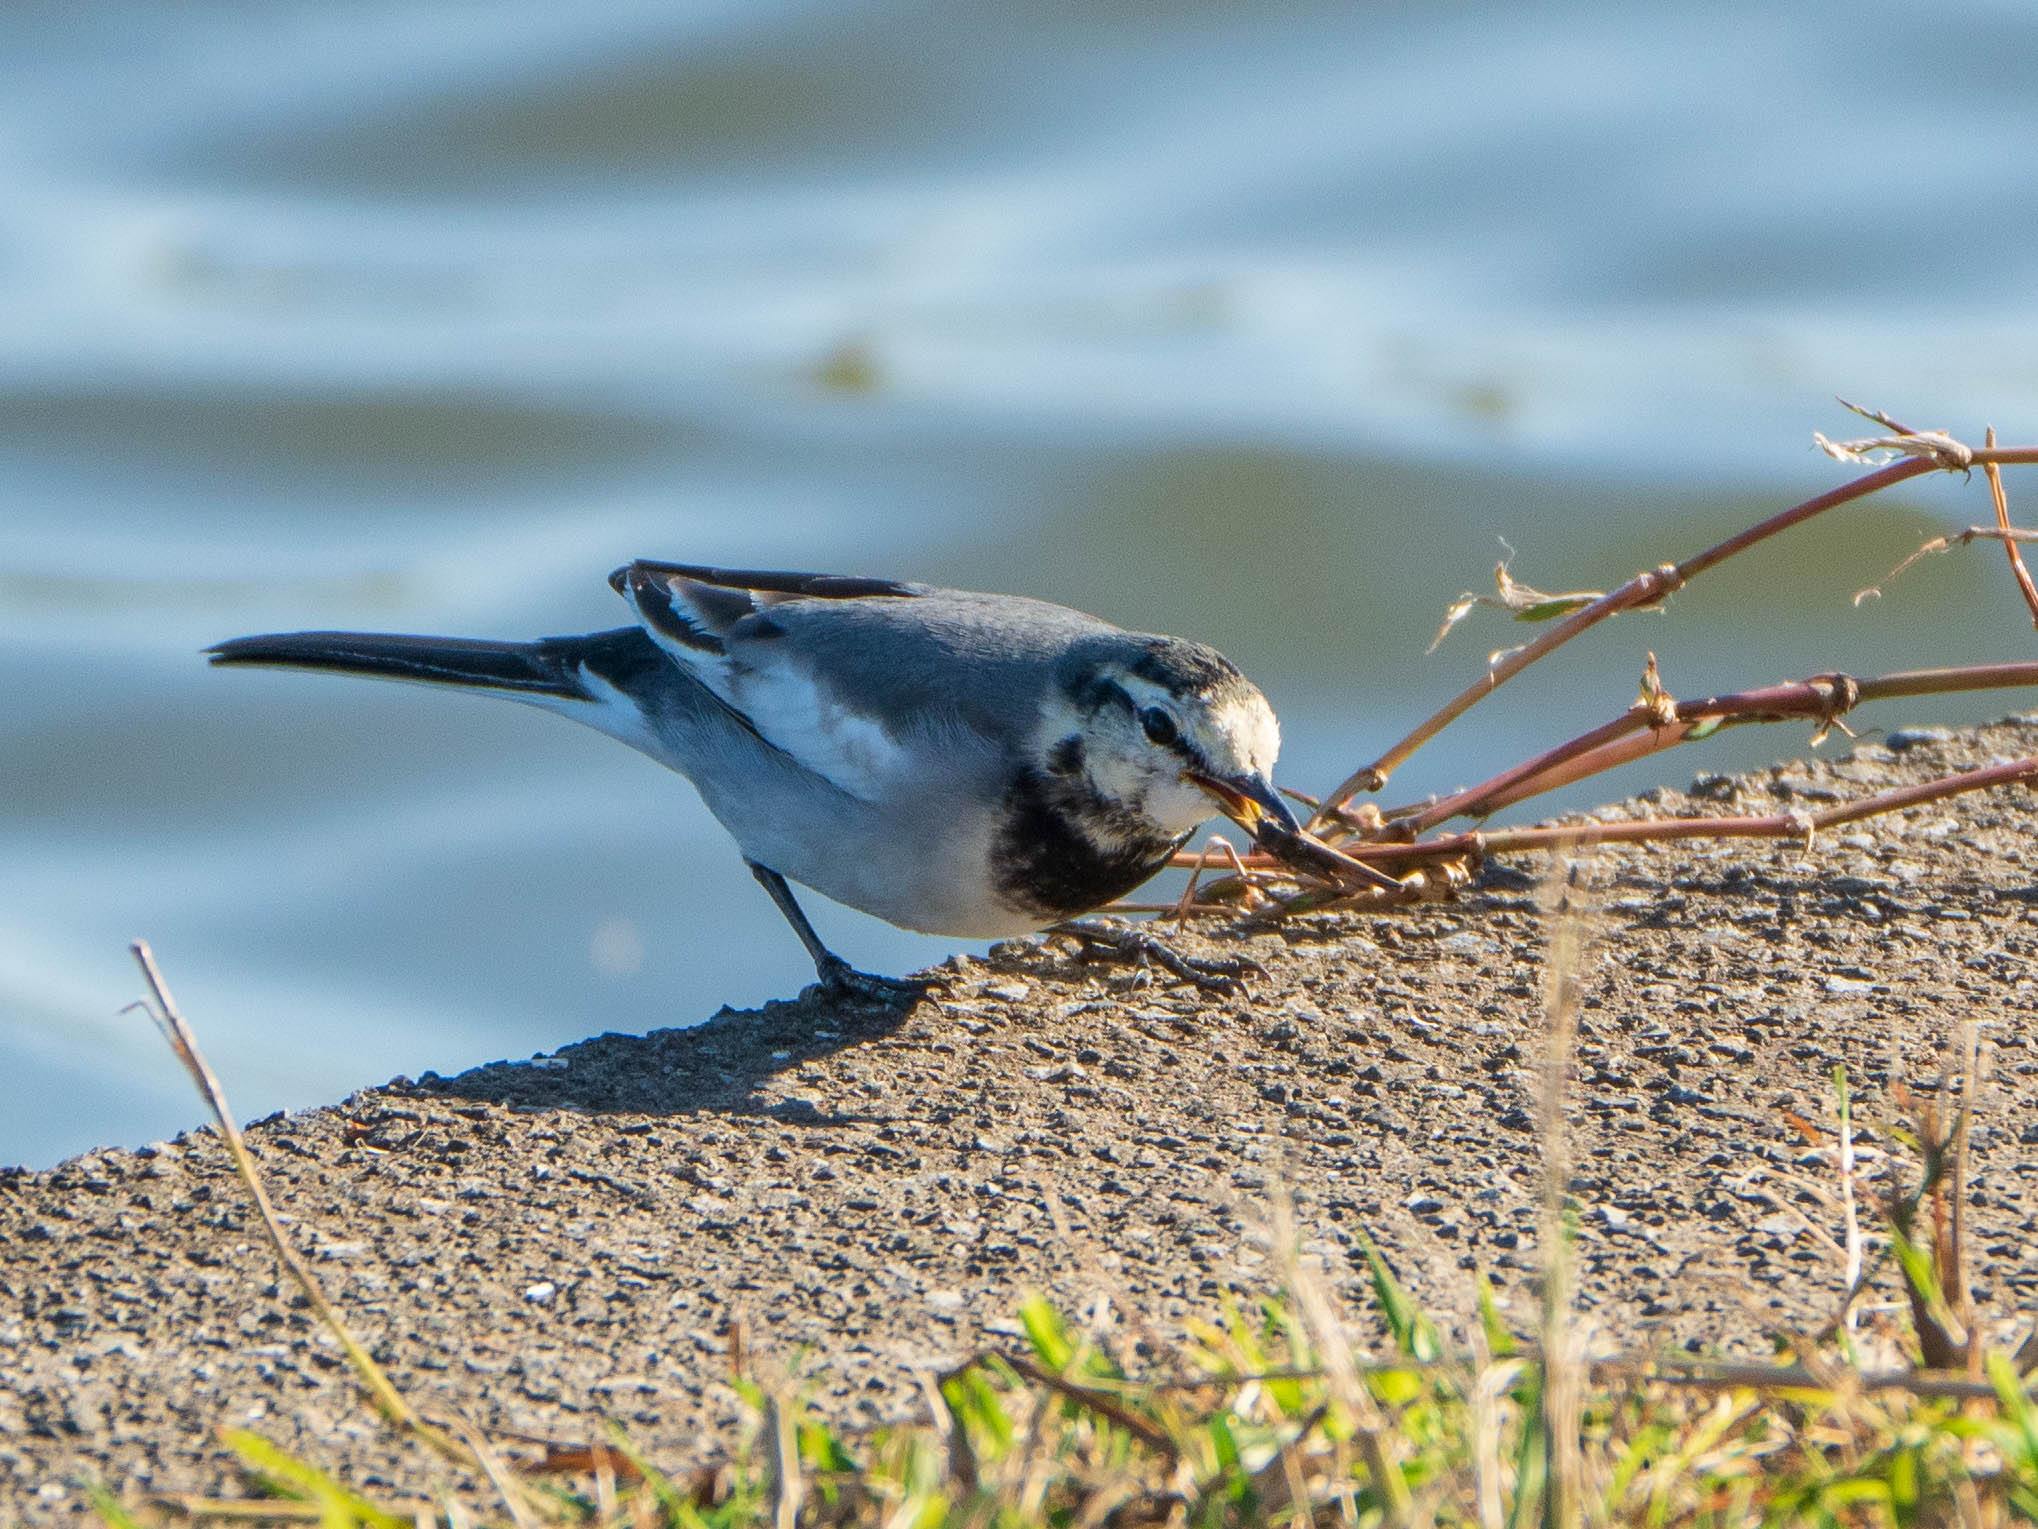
top-left (1815, 400), bottom-right (1973, 471)
top-left (1429, 561), bottom-right (1602, 653)
top-left (1636, 652), bottom-right (1677, 728)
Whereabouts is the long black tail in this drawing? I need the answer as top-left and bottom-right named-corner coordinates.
top-left (207, 627), bottom-right (659, 701)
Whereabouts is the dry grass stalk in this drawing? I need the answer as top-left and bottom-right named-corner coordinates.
top-left (1428, 559), bottom-right (1604, 655)
top-left (1858, 526), bottom-right (2038, 607)
top-left (126, 942), bottom-right (474, 1474)
top-left (1837, 1067), bottom-right (1865, 1341)
top-left (1984, 426), bottom-right (2038, 628)
top-left (1468, 1329), bottom-right (1508, 1529)
top-left (1814, 399), bottom-right (1976, 472)
top-left (1267, 1176), bottom-right (1413, 1529)
top-left (1951, 1021), bottom-right (1983, 1380)
top-left (1536, 851), bottom-right (1592, 1529)
top-left (443, 1413), bottom-right (539, 1529)
top-left (763, 1392), bottom-right (800, 1529)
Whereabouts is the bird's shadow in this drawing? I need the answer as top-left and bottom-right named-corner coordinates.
top-left (415, 984), bottom-right (925, 1129)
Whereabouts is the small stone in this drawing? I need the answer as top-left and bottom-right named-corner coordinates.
top-left (523, 1281), bottom-right (558, 1304)
top-left (1438, 932), bottom-right (1498, 956)
top-left (1025, 1064), bottom-right (1083, 1084)
top-left (1887, 727), bottom-right (1954, 750)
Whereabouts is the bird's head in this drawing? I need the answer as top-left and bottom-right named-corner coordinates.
top-left (1040, 634), bottom-right (1299, 848)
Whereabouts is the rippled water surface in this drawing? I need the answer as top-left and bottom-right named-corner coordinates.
top-left (8, 0), bottom-right (2038, 1166)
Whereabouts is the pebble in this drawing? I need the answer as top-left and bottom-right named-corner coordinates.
top-left (1886, 727), bottom-right (1954, 750)
top-left (1437, 932), bottom-right (1499, 956)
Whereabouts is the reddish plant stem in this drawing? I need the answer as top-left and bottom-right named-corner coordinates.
top-left (1184, 750), bottom-right (2038, 892)
top-left (1314, 447), bottom-right (2038, 820)
top-left (1398, 660), bottom-right (2038, 830)
top-left (1473, 748), bottom-right (2038, 848)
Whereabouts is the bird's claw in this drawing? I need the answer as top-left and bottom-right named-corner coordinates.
top-left (814, 956), bottom-right (936, 1008)
top-left (1061, 923), bottom-right (1266, 996)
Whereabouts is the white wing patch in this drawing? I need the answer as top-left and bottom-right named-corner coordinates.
top-left (721, 658), bottom-right (912, 801)
top-left (619, 569), bottom-right (917, 800)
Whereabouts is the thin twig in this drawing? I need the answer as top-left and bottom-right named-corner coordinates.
top-left (1394, 658), bottom-right (2038, 832)
top-left (1857, 524), bottom-right (2038, 605)
top-left (995, 1354), bottom-right (1181, 1460)
top-left (1314, 558), bottom-right (1693, 816)
top-left (1192, 746), bottom-right (2038, 898)
top-left (1985, 426), bottom-right (2038, 628)
top-left (1316, 440), bottom-right (2038, 816)
top-left (1170, 836), bottom-right (1221, 926)
top-left (127, 942), bottom-right (474, 1472)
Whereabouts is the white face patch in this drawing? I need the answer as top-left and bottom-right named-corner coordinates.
top-left (1053, 670), bottom-right (1283, 840)
top-left (1115, 674), bottom-right (1280, 777)
top-left (1201, 690), bottom-right (1282, 779)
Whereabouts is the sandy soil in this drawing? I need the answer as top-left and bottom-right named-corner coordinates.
top-left (6, 722), bottom-right (2038, 1520)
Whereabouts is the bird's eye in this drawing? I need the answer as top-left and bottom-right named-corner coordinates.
top-left (1140, 707), bottom-right (1178, 748)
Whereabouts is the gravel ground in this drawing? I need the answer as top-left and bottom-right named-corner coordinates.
top-left (7, 723), bottom-right (2038, 1520)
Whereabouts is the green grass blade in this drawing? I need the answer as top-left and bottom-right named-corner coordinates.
top-left (1475, 1271), bottom-right (1518, 1359)
top-left (1017, 1294), bottom-right (1076, 1371)
top-left (83, 1481), bottom-right (150, 1529)
top-left (1987, 1350), bottom-right (2038, 1479)
top-left (222, 1428), bottom-right (409, 1528)
top-left (1357, 1233), bottom-right (1440, 1362)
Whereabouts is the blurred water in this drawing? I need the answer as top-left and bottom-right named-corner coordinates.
top-left (7, 0), bottom-right (2038, 1167)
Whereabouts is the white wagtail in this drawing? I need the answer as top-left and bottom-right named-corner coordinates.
top-left (210, 561), bottom-right (1335, 1003)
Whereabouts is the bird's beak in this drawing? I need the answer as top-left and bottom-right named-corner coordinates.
top-left (1188, 769), bottom-right (1304, 846)
top-left (1190, 768), bottom-right (1406, 892)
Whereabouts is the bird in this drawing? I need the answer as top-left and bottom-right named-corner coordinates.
top-left (209, 560), bottom-right (1332, 1004)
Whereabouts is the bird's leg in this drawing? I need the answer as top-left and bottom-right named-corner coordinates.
top-left (746, 861), bottom-right (933, 1006)
top-left (1053, 919), bottom-right (1266, 996)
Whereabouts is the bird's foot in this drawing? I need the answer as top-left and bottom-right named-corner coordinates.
top-left (1058, 922), bottom-right (1265, 996)
top-left (813, 955), bottom-right (936, 1008)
